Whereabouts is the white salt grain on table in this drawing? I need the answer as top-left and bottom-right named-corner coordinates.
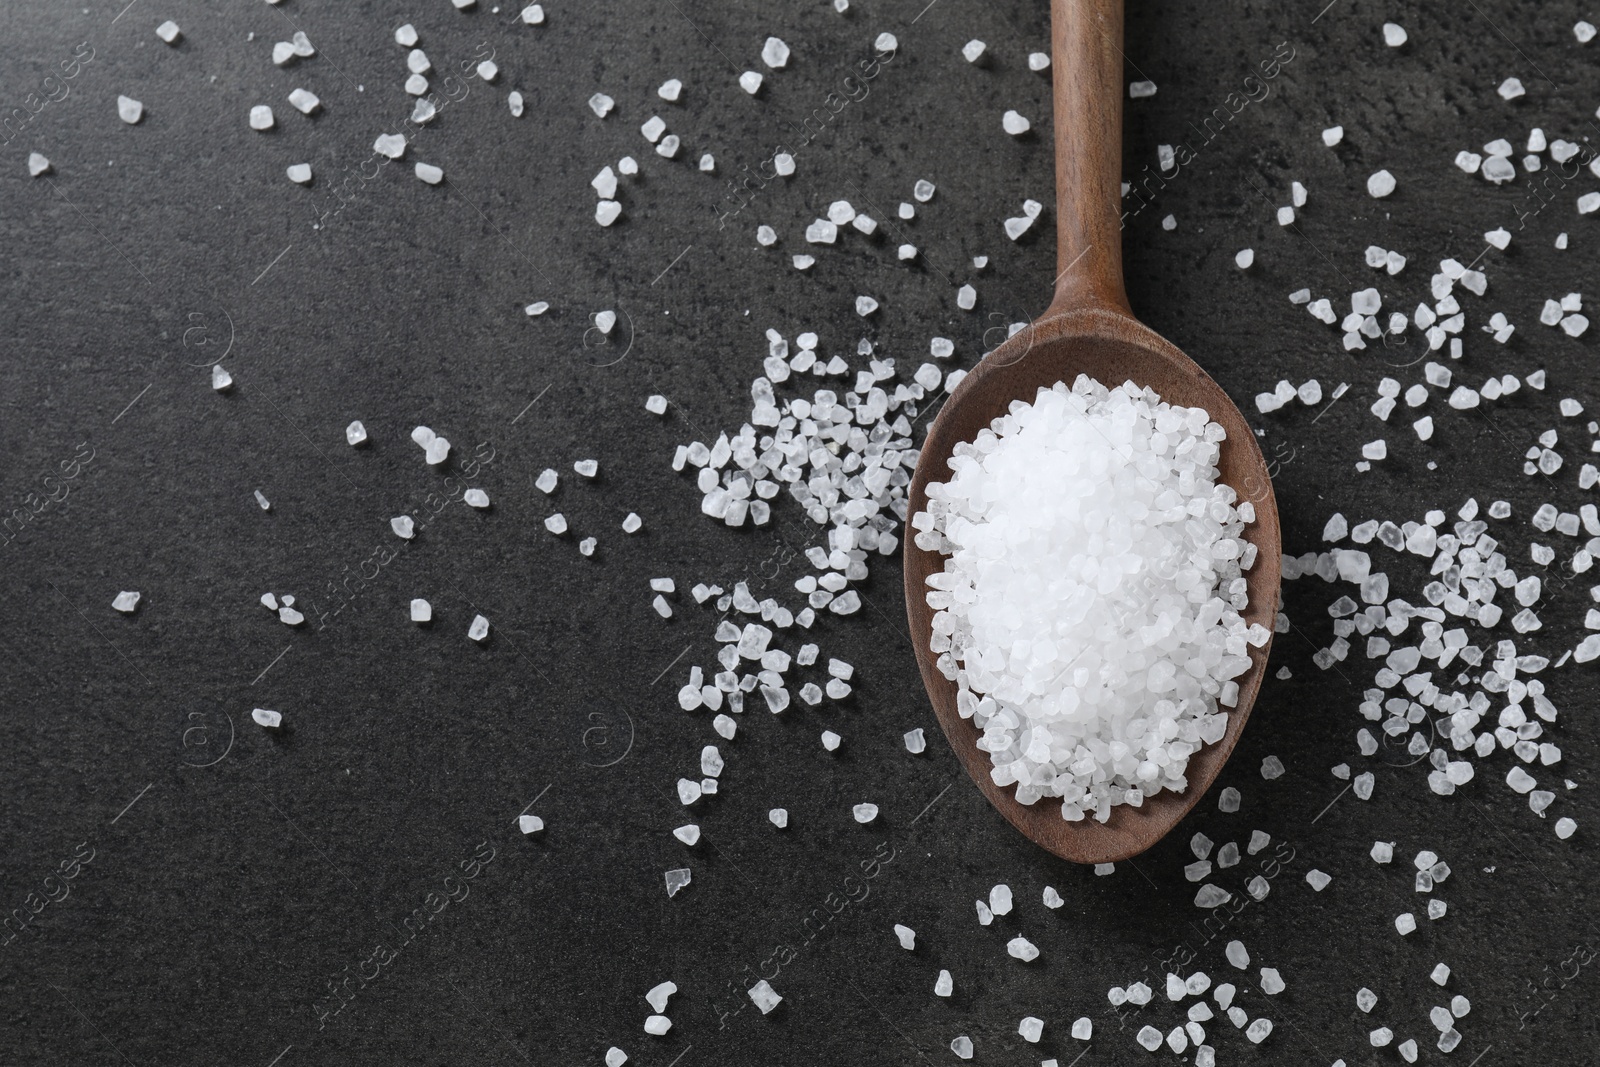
top-left (761, 37), bottom-right (790, 68)
top-left (747, 979), bottom-right (781, 1013)
top-left (1002, 110), bottom-right (1031, 135)
top-left (1007, 936), bottom-right (1039, 961)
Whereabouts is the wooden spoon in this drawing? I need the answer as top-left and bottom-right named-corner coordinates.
top-left (903, 0), bottom-right (1281, 864)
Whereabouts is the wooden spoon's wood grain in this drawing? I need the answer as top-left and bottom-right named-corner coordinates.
top-left (902, 0), bottom-right (1282, 864)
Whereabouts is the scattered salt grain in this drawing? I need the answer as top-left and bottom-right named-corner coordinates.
top-left (518, 814), bottom-right (543, 834)
top-left (409, 598), bottom-right (432, 623)
top-left (1007, 936), bottom-right (1040, 961)
top-left (894, 923), bottom-right (916, 949)
top-left (1367, 169), bottom-right (1397, 197)
top-left (762, 37), bottom-right (791, 68)
top-left (852, 802), bottom-right (878, 823)
top-left (113, 591), bottom-right (140, 613)
top-left (252, 708), bottom-right (282, 729)
top-left (1383, 22), bottom-right (1408, 46)
top-left (748, 980), bottom-right (781, 1013)
top-left (739, 71), bottom-right (763, 94)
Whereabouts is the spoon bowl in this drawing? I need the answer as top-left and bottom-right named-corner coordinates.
top-left (902, 0), bottom-right (1281, 864)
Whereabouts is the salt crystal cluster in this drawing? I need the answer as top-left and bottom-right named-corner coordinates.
top-left (678, 330), bottom-right (932, 609)
top-left (915, 378), bottom-right (1261, 821)
top-left (1295, 497), bottom-right (1576, 834)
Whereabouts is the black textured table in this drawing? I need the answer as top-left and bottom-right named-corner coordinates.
top-left (3, 1), bottom-right (1597, 1065)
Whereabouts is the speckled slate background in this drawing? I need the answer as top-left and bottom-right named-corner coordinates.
top-left (2, 0), bottom-right (1598, 1064)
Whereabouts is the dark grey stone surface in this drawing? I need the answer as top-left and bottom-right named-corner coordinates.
top-left (2, 0), bottom-right (1597, 1064)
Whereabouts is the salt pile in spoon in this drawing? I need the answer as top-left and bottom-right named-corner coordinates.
top-left (914, 376), bottom-right (1263, 822)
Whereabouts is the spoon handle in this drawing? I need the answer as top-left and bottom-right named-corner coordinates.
top-left (1047, 0), bottom-right (1131, 317)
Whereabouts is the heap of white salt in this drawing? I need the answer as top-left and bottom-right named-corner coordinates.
top-left (913, 377), bottom-right (1262, 822)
